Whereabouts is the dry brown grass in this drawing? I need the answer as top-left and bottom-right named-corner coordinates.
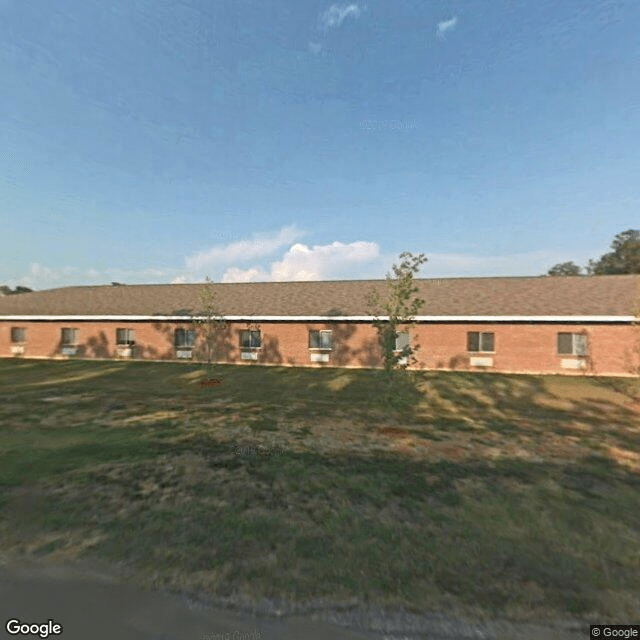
top-left (1, 359), bottom-right (640, 621)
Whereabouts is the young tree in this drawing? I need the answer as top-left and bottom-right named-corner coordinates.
top-left (546, 261), bottom-right (582, 276)
top-left (367, 252), bottom-right (428, 385)
top-left (192, 276), bottom-right (227, 379)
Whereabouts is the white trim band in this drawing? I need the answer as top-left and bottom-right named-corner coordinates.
top-left (0, 315), bottom-right (636, 322)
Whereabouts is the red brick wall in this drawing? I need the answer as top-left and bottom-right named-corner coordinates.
top-left (411, 323), bottom-right (639, 376)
top-left (0, 320), bottom-right (638, 376)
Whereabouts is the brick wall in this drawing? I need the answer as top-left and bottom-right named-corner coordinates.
top-left (1, 320), bottom-right (638, 376)
top-left (411, 323), bottom-right (639, 376)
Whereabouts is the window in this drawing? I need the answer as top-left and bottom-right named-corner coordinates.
top-left (309, 330), bottom-right (332, 350)
top-left (467, 331), bottom-right (495, 352)
top-left (174, 328), bottom-right (196, 348)
top-left (240, 330), bottom-right (261, 349)
top-left (11, 327), bottom-right (26, 343)
top-left (395, 331), bottom-right (410, 352)
top-left (61, 328), bottom-right (79, 345)
top-left (116, 328), bottom-right (135, 346)
top-left (557, 332), bottom-right (588, 356)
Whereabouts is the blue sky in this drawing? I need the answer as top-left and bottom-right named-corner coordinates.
top-left (2, 0), bottom-right (639, 288)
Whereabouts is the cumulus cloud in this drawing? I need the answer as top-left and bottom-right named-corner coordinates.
top-left (437, 16), bottom-right (458, 36)
top-left (12, 232), bottom-right (382, 289)
top-left (221, 267), bottom-right (269, 283)
top-left (272, 241), bottom-right (379, 280)
top-left (321, 3), bottom-right (362, 29)
top-left (221, 240), bottom-right (381, 282)
top-left (184, 226), bottom-right (304, 272)
top-left (11, 245), bottom-right (605, 291)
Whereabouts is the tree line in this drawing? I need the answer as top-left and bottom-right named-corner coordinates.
top-left (0, 285), bottom-right (33, 295)
top-left (546, 229), bottom-right (640, 276)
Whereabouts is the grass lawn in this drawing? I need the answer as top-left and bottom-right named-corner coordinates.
top-left (1, 358), bottom-right (640, 622)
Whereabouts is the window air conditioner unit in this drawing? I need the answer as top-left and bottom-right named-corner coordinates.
top-left (470, 356), bottom-right (493, 367)
top-left (561, 358), bottom-right (586, 370)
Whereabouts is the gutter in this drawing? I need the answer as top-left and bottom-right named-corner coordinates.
top-left (0, 315), bottom-right (636, 323)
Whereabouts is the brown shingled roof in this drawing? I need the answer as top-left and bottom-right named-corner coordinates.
top-left (0, 275), bottom-right (639, 318)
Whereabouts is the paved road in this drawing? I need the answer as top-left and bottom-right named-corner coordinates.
top-left (0, 558), bottom-right (586, 640)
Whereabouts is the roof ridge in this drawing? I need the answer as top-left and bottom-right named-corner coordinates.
top-left (18, 272), bottom-right (640, 293)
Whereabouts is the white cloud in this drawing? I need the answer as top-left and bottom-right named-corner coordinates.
top-left (105, 267), bottom-right (167, 278)
top-left (221, 267), bottom-right (269, 283)
top-left (437, 16), bottom-right (458, 36)
top-left (184, 226), bottom-right (304, 272)
top-left (9, 245), bottom-right (606, 292)
top-left (28, 263), bottom-right (79, 281)
top-left (423, 249), bottom-right (595, 277)
top-left (29, 263), bottom-right (54, 279)
top-left (16, 264), bottom-right (182, 289)
top-left (221, 240), bottom-right (381, 282)
top-left (321, 3), bottom-right (362, 29)
top-left (272, 241), bottom-right (379, 280)
top-left (309, 41), bottom-right (323, 54)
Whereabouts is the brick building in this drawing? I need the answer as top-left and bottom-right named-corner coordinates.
top-left (1, 275), bottom-right (639, 376)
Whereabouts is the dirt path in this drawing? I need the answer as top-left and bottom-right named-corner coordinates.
top-left (0, 558), bottom-right (585, 640)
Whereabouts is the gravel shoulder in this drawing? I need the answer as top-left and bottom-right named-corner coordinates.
top-left (0, 557), bottom-right (587, 640)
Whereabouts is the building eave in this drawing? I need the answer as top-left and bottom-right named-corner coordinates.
top-left (0, 315), bottom-right (636, 323)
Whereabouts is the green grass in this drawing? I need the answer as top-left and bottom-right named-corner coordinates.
top-left (1, 358), bottom-right (640, 621)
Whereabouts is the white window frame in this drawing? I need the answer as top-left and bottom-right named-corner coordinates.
top-left (309, 329), bottom-right (333, 351)
top-left (394, 331), bottom-right (410, 353)
top-left (240, 330), bottom-right (262, 350)
top-left (116, 328), bottom-right (136, 346)
top-left (61, 328), bottom-right (79, 346)
top-left (174, 328), bottom-right (196, 348)
top-left (10, 327), bottom-right (27, 343)
top-left (557, 332), bottom-right (588, 356)
top-left (467, 331), bottom-right (495, 353)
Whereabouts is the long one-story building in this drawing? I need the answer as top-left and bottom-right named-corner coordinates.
top-left (1, 275), bottom-right (639, 376)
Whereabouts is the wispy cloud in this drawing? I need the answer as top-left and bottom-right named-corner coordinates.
top-left (321, 3), bottom-right (362, 30)
top-left (184, 226), bottom-right (304, 272)
top-left (308, 41), bottom-right (323, 55)
top-left (423, 249), bottom-right (596, 277)
top-left (437, 16), bottom-right (458, 37)
top-left (15, 264), bottom-right (178, 289)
